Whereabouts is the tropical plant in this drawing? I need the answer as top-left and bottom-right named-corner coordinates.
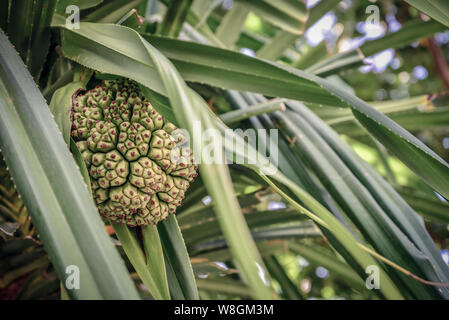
top-left (0, 0), bottom-right (449, 300)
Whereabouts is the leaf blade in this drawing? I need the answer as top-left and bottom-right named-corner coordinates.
top-left (0, 29), bottom-right (139, 299)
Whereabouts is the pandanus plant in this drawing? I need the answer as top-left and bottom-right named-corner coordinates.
top-left (0, 0), bottom-right (449, 300)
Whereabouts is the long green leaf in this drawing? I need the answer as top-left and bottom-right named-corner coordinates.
top-left (215, 2), bottom-right (249, 47)
top-left (49, 82), bottom-right (84, 145)
top-left (83, 0), bottom-right (143, 23)
top-left (157, 0), bottom-right (193, 38)
top-left (308, 20), bottom-right (446, 76)
top-left (196, 278), bottom-right (252, 297)
top-left (263, 0), bottom-right (307, 22)
top-left (112, 223), bottom-right (168, 299)
top-left (141, 32), bottom-right (275, 299)
top-left (219, 98), bottom-right (285, 124)
top-left (141, 224), bottom-right (170, 299)
top-left (7, 0), bottom-right (58, 79)
top-left (158, 215), bottom-right (199, 300)
top-left (238, 0), bottom-right (304, 35)
top-left (188, 97), bottom-right (404, 298)
top-left (264, 255), bottom-right (304, 300)
top-left (397, 189), bottom-right (449, 225)
top-left (70, 138), bottom-right (93, 195)
top-left (274, 110), bottom-right (441, 298)
top-left (284, 102), bottom-right (449, 297)
top-left (405, 0), bottom-right (449, 28)
top-left (0, 0), bottom-right (8, 31)
top-left (181, 208), bottom-right (306, 245)
top-left (140, 34), bottom-right (345, 106)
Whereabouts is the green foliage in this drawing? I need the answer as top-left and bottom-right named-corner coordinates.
top-left (0, 0), bottom-right (448, 301)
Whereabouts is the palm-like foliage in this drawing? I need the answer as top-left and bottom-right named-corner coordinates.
top-left (0, 0), bottom-right (449, 300)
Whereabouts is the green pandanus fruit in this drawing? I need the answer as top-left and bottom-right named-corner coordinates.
top-left (71, 80), bottom-right (198, 227)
